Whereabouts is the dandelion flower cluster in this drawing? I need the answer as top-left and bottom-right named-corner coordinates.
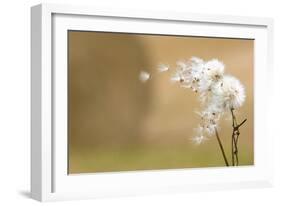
top-left (171, 57), bottom-right (246, 144)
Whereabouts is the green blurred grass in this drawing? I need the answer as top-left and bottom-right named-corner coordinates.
top-left (69, 139), bottom-right (254, 174)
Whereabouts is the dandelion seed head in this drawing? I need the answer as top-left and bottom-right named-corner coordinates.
top-left (216, 75), bottom-right (246, 109)
top-left (196, 110), bottom-right (220, 135)
top-left (167, 56), bottom-right (246, 143)
top-left (172, 57), bottom-right (207, 92)
top-left (198, 59), bottom-right (225, 92)
top-left (204, 59), bottom-right (225, 79)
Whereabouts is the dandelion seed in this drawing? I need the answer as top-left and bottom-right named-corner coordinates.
top-left (176, 60), bottom-right (189, 70)
top-left (191, 135), bottom-right (208, 145)
top-left (139, 71), bottom-right (150, 83)
top-left (170, 73), bottom-right (181, 83)
top-left (180, 84), bottom-right (190, 89)
top-left (158, 64), bottom-right (169, 72)
top-left (204, 59), bottom-right (225, 76)
top-left (190, 56), bottom-right (204, 65)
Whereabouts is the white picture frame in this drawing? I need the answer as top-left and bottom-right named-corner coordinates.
top-left (31, 3), bottom-right (274, 202)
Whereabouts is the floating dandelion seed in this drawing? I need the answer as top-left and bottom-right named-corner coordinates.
top-left (139, 71), bottom-right (150, 83)
top-left (157, 64), bottom-right (169, 72)
top-left (191, 135), bottom-right (207, 145)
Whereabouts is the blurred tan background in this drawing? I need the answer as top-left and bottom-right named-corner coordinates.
top-left (68, 31), bottom-right (254, 174)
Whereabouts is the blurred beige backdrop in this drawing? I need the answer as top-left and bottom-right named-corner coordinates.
top-left (68, 31), bottom-right (254, 174)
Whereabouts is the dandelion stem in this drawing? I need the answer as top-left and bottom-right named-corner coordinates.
top-left (232, 133), bottom-right (235, 166)
top-left (231, 109), bottom-right (235, 166)
top-left (215, 127), bottom-right (229, 166)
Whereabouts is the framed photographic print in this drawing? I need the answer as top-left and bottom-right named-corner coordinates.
top-left (31, 3), bottom-right (274, 201)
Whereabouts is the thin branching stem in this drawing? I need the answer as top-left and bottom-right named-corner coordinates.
top-left (230, 108), bottom-right (247, 166)
top-left (237, 119), bottom-right (247, 128)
